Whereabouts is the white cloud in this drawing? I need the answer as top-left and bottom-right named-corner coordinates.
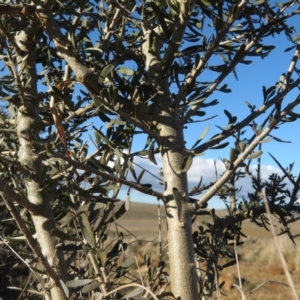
top-left (128, 155), bottom-right (295, 205)
top-left (99, 150), bottom-right (298, 210)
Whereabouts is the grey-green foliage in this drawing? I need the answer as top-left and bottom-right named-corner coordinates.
top-left (0, 1), bottom-right (299, 299)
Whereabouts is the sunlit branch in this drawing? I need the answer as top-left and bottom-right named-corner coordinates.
top-left (32, 142), bottom-right (164, 200)
top-left (190, 77), bottom-right (300, 155)
top-left (173, 1), bottom-right (248, 107)
top-left (194, 95), bottom-right (300, 209)
top-left (159, 0), bottom-right (192, 73)
top-left (92, 94), bottom-right (159, 140)
top-left (286, 42), bottom-right (300, 85)
top-left (35, 7), bottom-right (101, 94)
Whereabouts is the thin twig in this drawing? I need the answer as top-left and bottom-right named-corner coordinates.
top-left (191, 77), bottom-right (300, 155)
top-left (98, 282), bottom-right (159, 300)
top-left (195, 96), bottom-right (300, 209)
top-left (245, 280), bottom-right (289, 299)
top-left (234, 238), bottom-right (246, 300)
top-left (0, 187), bottom-right (62, 290)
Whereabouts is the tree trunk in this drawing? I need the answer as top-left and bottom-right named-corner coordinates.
top-left (159, 110), bottom-right (198, 300)
top-left (141, 19), bottom-right (198, 300)
top-left (15, 24), bottom-right (67, 300)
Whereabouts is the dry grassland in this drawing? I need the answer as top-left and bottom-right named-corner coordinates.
top-left (112, 202), bottom-right (300, 300)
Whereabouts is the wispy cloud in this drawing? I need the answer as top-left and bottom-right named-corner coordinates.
top-left (128, 155), bottom-right (292, 208)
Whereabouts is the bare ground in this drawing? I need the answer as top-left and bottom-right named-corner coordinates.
top-left (112, 201), bottom-right (300, 300)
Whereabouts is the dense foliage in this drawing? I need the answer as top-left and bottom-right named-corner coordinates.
top-left (0, 0), bottom-right (300, 299)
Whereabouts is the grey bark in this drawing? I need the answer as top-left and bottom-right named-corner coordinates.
top-left (15, 22), bottom-right (67, 300)
top-left (141, 29), bottom-right (198, 297)
top-left (160, 123), bottom-right (198, 299)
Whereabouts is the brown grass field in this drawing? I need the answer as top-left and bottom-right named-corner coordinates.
top-left (112, 201), bottom-right (300, 300)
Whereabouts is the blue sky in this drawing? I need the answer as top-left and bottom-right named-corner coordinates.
top-left (109, 10), bottom-right (300, 208)
top-left (1, 1), bottom-right (298, 209)
top-left (94, 33), bottom-right (300, 208)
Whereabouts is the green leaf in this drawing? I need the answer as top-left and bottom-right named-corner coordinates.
top-left (250, 0), bottom-right (264, 5)
top-left (121, 257), bottom-right (135, 269)
top-left (192, 125), bottom-right (210, 149)
top-left (127, 159), bottom-right (136, 181)
top-left (247, 150), bottom-right (263, 159)
top-left (240, 60), bottom-right (252, 65)
top-left (83, 47), bottom-right (103, 54)
top-left (220, 259), bottom-right (237, 269)
top-left (51, 229), bottom-right (79, 242)
top-left (194, 111), bottom-right (206, 117)
top-left (93, 126), bottom-right (114, 149)
top-left (97, 249), bottom-right (107, 267)
top-left (207, 64), bottom-right (228, 72)
top-left (239, 141), bottom-right (246, 152)
top-left (77, 202), bottom-right (104, 213)
top-left (86, 186), bottom-right (107, 194)
top-left (105, 202), bottom-right (127, 224)
top-left (81, 17), bottom-right (88, 28)
top-left (81, 214), bottom-right (96, 248)
top-left (60, 280), bottom-right (69, 298)
top-left (229, 148), bottom-right (235, 169)
top-left (88, 158), bottom-right (114, 174)
top-left (149, 3), bottom-right (171, 38)
top-left (209, 142), bottom-right (229, 150)
top-left (123, 287), bottom-right (144, 298)
top-left (181, 155), bottom-right (193, 173)
top-left (218, 84), bottom-right (232, 93)
top-left (125, 192), bottom-right (130, 211)
top-left (284, 45), bottom-right (296, 52)
top-left (270, 135), bottom-right (291, 143)
top-left (98, 64), bottom-right (114, 85)
top-left (224, 109), bottom-right (232, 120)
top-left (148, 141), bottom-right (157, 165)
top-left (82, 282), bottom-right (102, 294)
top-left (117, 67), bottom-right (135, 76)
top-left (259, 137), bottom-right (273, 143)
top-left (56, 244), bottom-right (82, 251)
top-left (66, 279), bottom-right (94, 288)
top-left (201, 99), bottom-right (219, 107)
top-left (137, 169), bottom-right (145, 184)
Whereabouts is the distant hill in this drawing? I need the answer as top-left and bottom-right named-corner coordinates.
top-left (113, 202), bottom-right (300, 240)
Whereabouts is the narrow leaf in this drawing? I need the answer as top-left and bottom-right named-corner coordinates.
top-left (148, 141), bottom-right (157, 165)
top-left (209, 142), bottom-right (229, 150)
top-left (247, 150), bottom-right (263, 160)
top-left (121, 257), bottom-right (135, 269)
top-left (83, 47), bottom-right (103, 54)
top-left (221, 259), bottom-right (237, 269)
top-left (60, 280), bottom-right (69, 298)
top-left (66, 279), bottom-right (94, 288)
top-left (137, 169), bottom-right (145, 184)
top-left (51, 229), bottom-right (79, 242)
top-left (259, 137), bottom-right (273, 143)
top-left (207, 64), bottom-right (228, 72)
top-left (97, 249), bottom-right (107, 267)
top-left (81, 214), bottom-right (96, 248)
top-left (181, 155), bottom-right (193, 173)
top-left (98, 64), bottom-right (114, 85)
top-left (125, 192), bottom-right (130, 211)
top-left (192, 125), bottom-right (210, 148)
top-left (105, 202), bottom-right (127, 224)
top-left (82, 282), bottom-right (102, 294)
top-left (123, 287), bottom-right (144, 298)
